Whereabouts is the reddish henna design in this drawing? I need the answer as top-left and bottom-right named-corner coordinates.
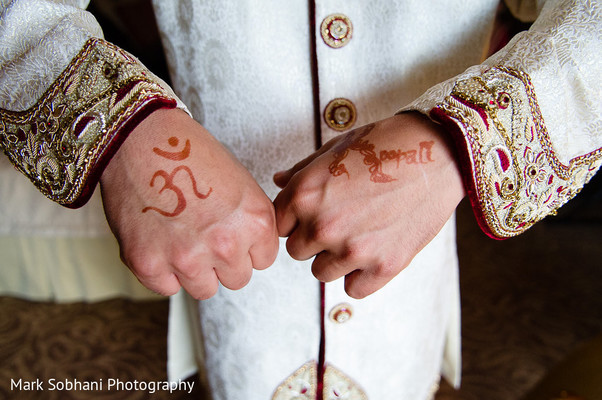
top-left (142, 166), bottom-right (213, 217)
top-left (379, 141), bottom-right (435, 168)
top-left (143, 136), bottom-right (212, 216)
top-left (329, 125), bottom-right (436, 183)
top-left (152, 136), bottom-right (191, 160)
top-left (329, 124), bottom-right (395, 183)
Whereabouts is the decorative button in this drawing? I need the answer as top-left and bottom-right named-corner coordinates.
top-left (329, 303), bottom-right (353, 324)
top-left (320, 14), bottom-right (353, 48)
top-left (324, 98), bottom-right (357, 131)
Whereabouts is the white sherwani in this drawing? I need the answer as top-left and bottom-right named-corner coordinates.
top-left (1, 1), bottom-right (601, 399)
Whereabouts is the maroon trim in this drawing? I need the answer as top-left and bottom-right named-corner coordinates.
top-left (317, 281), bottom-right (325, 400)
top-left (308, 0), bottom-right (323, 150)
top-left (450, 95), bottom-right (489, 129)
top-left (429, 107), bottom-right (505, 240)
top-left (115, 80), bottom-right (141, 104)
top-left (66, 97), bottom-right (177, 209)
top-left (73, 116), bottom-right (95, 138)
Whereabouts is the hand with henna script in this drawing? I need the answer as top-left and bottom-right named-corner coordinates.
top-left (273, 112), bottom-right (466, 299)
top-left (100, 109), bottom-right (279, 299)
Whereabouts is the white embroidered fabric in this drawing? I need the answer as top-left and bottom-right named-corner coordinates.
top-left (1, 0), bottom-right (600, 399)
top-left (152, 0), bottom-right (497, 398)
top-left (407, 0), bottom-right (602, 165)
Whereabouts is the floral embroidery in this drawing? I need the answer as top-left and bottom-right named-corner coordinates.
top-left (272, 362), bottom-right (317, 400)
top-left (431, 66), bottom-right (602, 238)
top-left (522, 146), bottom-right (547, 198)
top-left (0, 38), bottom-right (178, 207)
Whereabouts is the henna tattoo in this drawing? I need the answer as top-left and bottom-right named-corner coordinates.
top-left (152, 136), bottom-right (191, 160)
top-left (142, 136), bottom-right (212, 216)
top-left (379, 141), bottom-right (435, 168)
top-left (329, 125), bottom-right (436, 183)
top-left (329, 124), bottom-right (396, 183)
top-left (142, 166), bottom-right (213, 217)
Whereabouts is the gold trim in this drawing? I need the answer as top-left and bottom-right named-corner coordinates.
top-left (328, 303), bottom-right (353, 324)
top-left (324, 98), bottom-right (357, 131)
top-left (320, 14), bottom-right (353, 49)
top-left (434, 66), bottom-right (602, 237)
top-left (271, 361), bottom-right (317, 400)
top-left (323, 364), bottom-right (368, 400)
top-left (0, 38), bottom-right (177, 206)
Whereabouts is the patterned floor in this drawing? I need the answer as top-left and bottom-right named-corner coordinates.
top-left (2, 187), bottom-right (601, 400)
top-left (0, 297), bottom-right (202, 400)
top-left (436, 193), bottom-right (602, 400)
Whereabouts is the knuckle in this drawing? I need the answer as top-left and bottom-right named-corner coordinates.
top-left (130, 257), bottom-right (162, 282)
top-left (310, 218), bottom-right (338, 244)
top-left (211, 228), bottom-right (239, 262)
top-left (289, 179), bottom-right (319, 214)
top-left (251, 208), bottom-right (276, 237)
top-left (173, 260), bottom-right (199, 279)
top-left (340, 241), bottom-right (368, 264)
top-left (372, 261), bottom-right (399, 280)
top-left (168, 248), bottom-right (202, 278)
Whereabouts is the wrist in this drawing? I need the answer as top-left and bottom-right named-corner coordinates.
top-left (395, 111), bottom-right (467, 204)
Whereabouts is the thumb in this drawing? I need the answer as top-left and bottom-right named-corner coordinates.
top-left (273, 137), bottom-right (339, 188)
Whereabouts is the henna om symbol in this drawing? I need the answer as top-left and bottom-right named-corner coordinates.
top-left (142, 136), bottom-right (212, 217)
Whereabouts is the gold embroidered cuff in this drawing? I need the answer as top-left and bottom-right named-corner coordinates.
top-left (431, 66), bottom-right (602, 238)
top-left (0, 38), bottom-right (178, 207)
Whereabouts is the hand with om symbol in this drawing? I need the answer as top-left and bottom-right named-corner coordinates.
top-left (100, 109), bottom-right (279, 299)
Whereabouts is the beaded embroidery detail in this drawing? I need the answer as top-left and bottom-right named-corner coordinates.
top-left (431, 66), bottom-right (602, 238)
top-left (272, 362), bottom-right (367, 400)
top-left (323, 364), bottom-right (368, 400)
top-left (0, 38), bottom-right (177, 207)
top-left (272, 361), bottom-right (317, 400)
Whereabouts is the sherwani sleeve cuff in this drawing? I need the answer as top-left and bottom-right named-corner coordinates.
top-left (427, 66), bottom-right (601, 239)
top-left (0, 37), bottom-right (185, 208)
top-left (400, 1), bottom-right (602, 239)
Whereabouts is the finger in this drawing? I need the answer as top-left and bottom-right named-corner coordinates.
top-left (273, 154), bottom-right (320, 188)
top-left (214, 253), bottom-right (254, 291)
top-left (273, 138), bottom-right (338, 188)
top-left (273, 189), bottom-right (299, 237)
top-left (343, 263), bottom-right (398, 299)
top-left (285, 224), bottom-right (327, 261)
top-left (177, 266), bottom-right (220, 300)
top-left (249, 233), bottom-right (279, 270)
top-left (126, 256), bottom-right (182, 296)
top-left (247, 208), bottom-right (280, 270)
top-left (311, 251), bottom-right (358, 283)
top-left (142, 272), bottom-right (182, 297)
